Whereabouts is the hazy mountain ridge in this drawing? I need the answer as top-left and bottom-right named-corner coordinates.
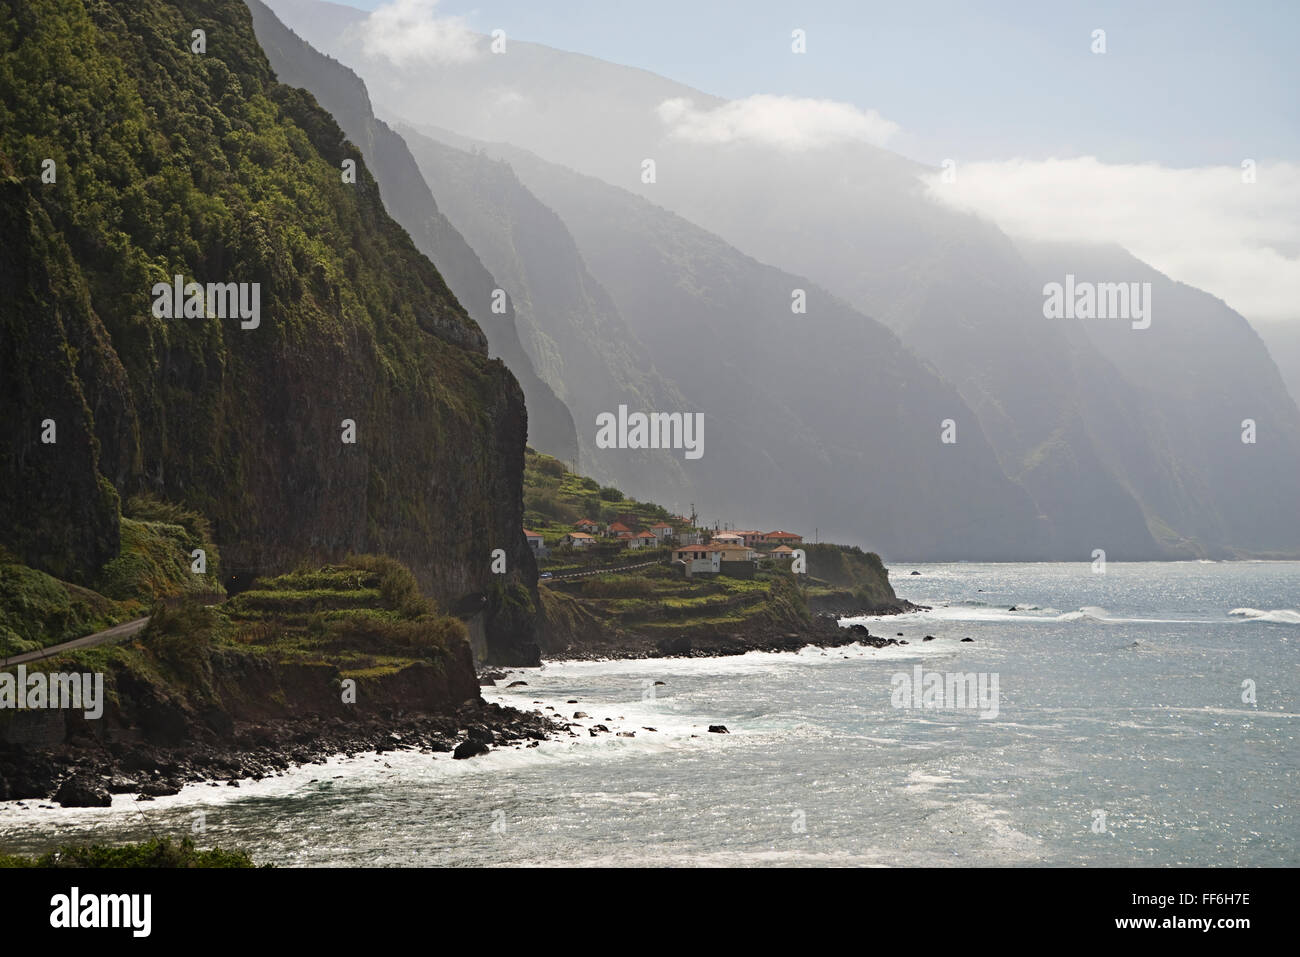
top-left (407, 128), bottom-right (1050, 559)
top-left (265, 0), bottom-right (1300, 559)
top-left (245, 0), bottom-right (578, 464)
top-left (390, 121), bottom-right (693, 504)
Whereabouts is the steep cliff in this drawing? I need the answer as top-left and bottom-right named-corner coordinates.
top-left (244, 0), bottom-right (578, 467)
top-left (0, 0), bottom-right (538, 657)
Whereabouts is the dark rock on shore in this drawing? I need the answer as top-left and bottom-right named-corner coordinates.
top-left (453, 740), bottom-right (490, 760)
top-left (708, 725), bottom-right (729, 734)
top-left (54, 775), bottom-right (111, 808)
top-left (1, 698), bottom-right (561, 801)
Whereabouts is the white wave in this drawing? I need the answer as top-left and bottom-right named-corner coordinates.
top-left (1229, 607), bottom-right (1300, 624)
top-left (856, 603), bottom-right (1226, 626)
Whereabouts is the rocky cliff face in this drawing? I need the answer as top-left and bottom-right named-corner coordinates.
top-left (0, 0), bottom-right (538, 656)
top-left (245, 0), bottom-right (579, 467)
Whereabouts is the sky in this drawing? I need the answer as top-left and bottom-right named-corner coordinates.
top-left (337, 0), bottom-right (1299, 167)
top-left (333, 1), bottom-right (1300, 321)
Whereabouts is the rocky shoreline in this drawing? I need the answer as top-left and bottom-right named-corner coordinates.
top-left (0, 698), bottom-right (561, 809)
top-left (541, 600), bottom-right (930, 661)
top-left (0, 603), bottom-right (930, 809)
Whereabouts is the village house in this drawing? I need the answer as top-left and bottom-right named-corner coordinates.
top-left (633, 531), bottom-right (657, 548)
top-left (561, 531), bottom-right (597, 548)
top-left (768, 544), bottom-right (796, 560)
top-left (649, 521), bottom-right (676, 543)
top-left (710, 532), bottom-right (744, 546)
top-left (523, 529), bottom-right (547, 558)
top-left (574, 518), bottom-right (600, 533)
top-left (672, 543), bottom-right (758, 578)
top-left (673, 545), bottom-right (721, 577)
top-left (606, 521), bottom-right (632, 538)
top-left (763, 531), bottom-right (803, 546)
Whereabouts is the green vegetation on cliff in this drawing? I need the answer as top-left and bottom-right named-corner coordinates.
top-left (0, 553), bottom-right (476, 741)
top-left (0, 500), bottom-right (223, 656)
top-left (524, 449), bottom-right (674, 533)
top-left (524, 454), bottom-right (898, 656)
top-left (0, 0), bottom-right (534, 629)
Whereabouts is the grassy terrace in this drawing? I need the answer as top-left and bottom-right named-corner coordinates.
top-left (549, 564), bottom-right (792, 629)
top-left (221, 557), bottom-right (464, 680)
top-left (525, 448), bottom-right (896, 641)
top-left (524, 449), bottom-right (676, 548)
top-left (0, 495), bottom-right (226, 658)
top-left (1, 553), bottom-right (466, 725)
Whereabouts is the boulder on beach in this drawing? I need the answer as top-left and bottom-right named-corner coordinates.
top-left (453, 740), bottom-right (490, 760)
top-left (54, 775), bottom-right (112, 808)
top-left (708, 725), bottom-right (729, 734)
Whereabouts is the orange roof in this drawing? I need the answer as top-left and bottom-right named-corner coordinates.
top-left (650, 522), bottom-right (674, 529)
top-left (608, 522), bottom-right (631, 532)
top-left (636, 531), bottom-right (656, 539)
top-left (765, 530), bottom-right (801, 538)
top-left (566, 532), bottom-right (596, 540)
top-left (575, 518), bottom-right (599, 526)
top-left (770, 545), bottom-right (795, 553)
top-left (523, 528), bottom-right (542, 538)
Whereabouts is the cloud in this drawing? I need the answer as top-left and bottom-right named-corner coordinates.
top-left (924, 157), bottom-right (1300, 322)
top-left (354, 0), bottom-right (479, 67)
top-left (656, 95), bottom-right (900, 151)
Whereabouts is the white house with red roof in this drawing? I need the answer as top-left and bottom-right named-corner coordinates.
top-left (523, 528), bottom-right (547, 558)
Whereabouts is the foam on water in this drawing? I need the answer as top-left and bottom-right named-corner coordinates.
top-left (2, 561), bottom-right (1296, 866)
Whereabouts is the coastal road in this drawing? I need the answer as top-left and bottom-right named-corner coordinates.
top-left (0, 616), bottom-right (150, 668)
top-left (547, 560), bottom-right (660, 581)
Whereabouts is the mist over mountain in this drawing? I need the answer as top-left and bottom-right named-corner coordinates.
top-left (1255, 320), bottom-right (1300, 414)
top-left (402, 124), bottom-right (1049, 559)
top-left (391, 123), bottom-right (692, 505)
top-left (263, 0), bottom-right (1300, 559)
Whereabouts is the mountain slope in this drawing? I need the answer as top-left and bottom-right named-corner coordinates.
top-left (244, 0), bottom-right (577, 464)
top-left (391, 122), bottom-right (698, 506)
top-left (1255, 320), bottom-right (1300, 415)
top-left (266, 0), bottom-right (1300, 558)
top-left (403, 127), bottom-right (1050, 559)
top-left (0, 0), bottom-right (538, 659)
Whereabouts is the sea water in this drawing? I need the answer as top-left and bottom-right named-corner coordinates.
top-left (1, 562), bottom-right (1295, 866)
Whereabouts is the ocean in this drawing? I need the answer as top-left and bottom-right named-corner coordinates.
top-left (2, 561), bottom-right (1296, 866)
